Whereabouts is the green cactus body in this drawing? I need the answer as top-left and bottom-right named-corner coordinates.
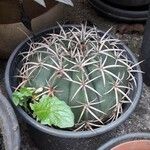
top-left (24, 51), bottom-right (124, 124)
top-left (18, 25), bottom-right (137, 130)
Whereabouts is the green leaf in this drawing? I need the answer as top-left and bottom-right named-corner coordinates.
top-left (19, 87), bottom-right (35, 97)
top-left (30, 95), bottom-right (75, 128)
top-left (12, 91), bottom-right (23, 106)
top-left (12, 87), bottom-right (35, 106)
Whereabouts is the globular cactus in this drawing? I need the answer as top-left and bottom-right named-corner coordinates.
top-left (17, 24), bottom-right (140, 131)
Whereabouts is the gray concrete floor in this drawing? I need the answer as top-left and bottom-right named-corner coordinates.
top-left (0, 0), bottom-right (150, 149)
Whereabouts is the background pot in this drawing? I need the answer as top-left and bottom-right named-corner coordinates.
top-left (88, 0), bottom-right (149, 22)
top-left (99, 133), bottom-right (150, 150)
top-left (5, 25), bottom-right (143, 150)
top-left (106, 0), bottom-right (150, 7)
top-left (0, 0), bottom-right (56, 24)
top-left (0, 0), bottom-right (68, 59)
top-left (0, 92), bottom-right (20, 150)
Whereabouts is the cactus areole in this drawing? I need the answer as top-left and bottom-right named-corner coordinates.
top-left (5, 25), bottom-right (142, 136)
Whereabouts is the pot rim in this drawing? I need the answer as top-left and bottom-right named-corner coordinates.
top-left (106, 0), bottom-right (150, 7)
top-left (0, 93), bottom-right (20, 150)
top-left (99, 132), bottom-right (150, 150)
top-left (88, 0), bottom-right (148, 22)
top-left (5, 25), bottom-right (143, 138)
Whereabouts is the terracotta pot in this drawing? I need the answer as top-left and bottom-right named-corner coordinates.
top-left (99, 133), bottom-right (150, 150)
top-left (0, 0), bottom-right (67, 59)
top-left (112, 140), bottom-right (150, 150)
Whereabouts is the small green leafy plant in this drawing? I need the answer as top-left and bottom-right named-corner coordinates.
top-left (12, 87), bottom-right (35, 106)
top-left (12, 87), bottom-right (74, 128)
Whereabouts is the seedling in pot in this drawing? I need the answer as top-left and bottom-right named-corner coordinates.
top-left (13, 87), bottom-right (74, 128)
top-left (12, 24), bottom-right (142, 131)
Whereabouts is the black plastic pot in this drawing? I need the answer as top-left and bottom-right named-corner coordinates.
top-left (0, 93), bottom-right (20, 150)
top-left (88, 0), bottom-right (149, 22)
top-left (107, 0), bottom-right (150, 7)
top-left (99, 133), bottom-right (150, 150)
top-left (140, 5), bottom-right (150, 86)
top-left (5, 25), bottom-right (143, 150)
